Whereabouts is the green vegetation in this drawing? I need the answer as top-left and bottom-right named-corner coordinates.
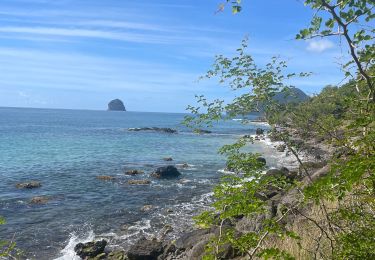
top-left (185, 0), bottom-right (374, 259)
top-left (0, 216), bottom-right (17, 258)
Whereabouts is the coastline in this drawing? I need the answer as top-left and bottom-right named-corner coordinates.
top-left (63, 126), bottom-right (332, 260)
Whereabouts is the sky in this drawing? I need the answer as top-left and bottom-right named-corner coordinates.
top-left (0, 0), bottom-right (347, 112)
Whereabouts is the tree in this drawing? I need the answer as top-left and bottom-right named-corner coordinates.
top-left (185, 1), bottom-right (375, 259)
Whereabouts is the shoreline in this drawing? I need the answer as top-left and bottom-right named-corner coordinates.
top-left (63, 127), bottom-right (331, 260)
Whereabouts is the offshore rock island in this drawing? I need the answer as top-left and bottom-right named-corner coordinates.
top-left (108, 99), bottom-right (126, 111)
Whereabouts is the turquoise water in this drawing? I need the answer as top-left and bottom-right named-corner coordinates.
top-left (0, 107), bottom-right (273, 259)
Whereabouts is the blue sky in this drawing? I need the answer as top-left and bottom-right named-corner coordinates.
top-left (0, 0), bottom-right (346, 112)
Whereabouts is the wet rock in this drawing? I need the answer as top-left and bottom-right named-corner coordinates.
top-left (256, 128), bottom-right (264, 135)
top-left (74, 240), bottom-right (107, 259)
top-left (90, 252), bottom-right (107, 260)
top-left (108, 99), bottom-right (126, 111)
top-left (151, 166), bottom-right (181, 179)
top-left (128, 127), bottom-right (177, 134)
top-left (128, 180), bottom-right (151, 185)
top-left (15, 181), bottom-right (41, 189)
top-left (107, 251), bottom-right (127, 260)
top-left (163, 157), bottom-right (173, 162)
top-left (127, 237), bottom-right (163, 260)
top-left (125, 170), bottom-right (144, 175)
top-left (194, 129), bottom-right (212, 134)
top-left (140, 205), bottom-right (153, 212)
top-left (276, 144), bottom-right (287, 152)
top-left (159, 224), bottom-right (173, 239)
top-left (180, 163), bottom-right (189, 169)
top-left (30, 196), bottom-right (50, 204)
top-left (120, 224), bottom-right (131, 231)
top-left (165, 208), bottom-right (174, 213)
top-left (96, 176), bottom-right (116, 181)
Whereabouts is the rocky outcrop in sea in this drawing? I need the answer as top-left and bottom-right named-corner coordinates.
top-left (108, 99), bottom-right (126, 111)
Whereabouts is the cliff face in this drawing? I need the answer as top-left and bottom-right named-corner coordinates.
top-left (108, 99), bottom-right (126, 111)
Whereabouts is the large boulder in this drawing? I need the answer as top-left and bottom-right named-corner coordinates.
top-left (108, 99), bottom-right (126, 111)
top-left (127, 237), bottom-right (163, 260)
top-left (74, 240), bottom-right (107, 259)
top-left (151, 166), bottom-right (181, 179)
top-left (175, 229), bottom-right (212, 250)
top-left (15, 181), bottom-right (41, 189)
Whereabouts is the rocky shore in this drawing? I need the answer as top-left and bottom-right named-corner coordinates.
top-left (71, 127), bottom-right (332, 260)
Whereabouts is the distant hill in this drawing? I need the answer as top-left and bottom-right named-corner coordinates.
top-left (244, 87), bottom-right (309, 116)
top-left (272, 87), bottom-right (310, 104)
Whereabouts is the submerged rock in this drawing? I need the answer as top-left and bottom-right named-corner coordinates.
top-left (128, 127), bottom-right (177, 134)
top-left (140, 205), bottom-right (154, 212)
top-left (108, 99), bottom-right (126, 111)
top-left (125, 170), bottom-right (144, 175)
top-left (151, 166), bottom-right (181, 179)
top-left (74, 240), bottom-right (107, 259)
top-left (127, 237), bottom-right (163, 260)
top-left (180, 163), bottom-right (189, 169)
top-left (15, 181), bottom-right (41, 189)
top-left (194, 129), bottom-right (212, 134)
top-left (128, 179), bottom-right (151, 185)
top-left (163, 157), bottom-right (173, 161)
top-left (30, 196), bottom-right (50, 204)
top-left (96, 175), bottom-right (116, 181)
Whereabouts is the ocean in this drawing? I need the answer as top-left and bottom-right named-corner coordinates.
top-left (0, 107), bottom-right (279, 259)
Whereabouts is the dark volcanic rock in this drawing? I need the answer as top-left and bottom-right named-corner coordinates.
top-left (15, 181), bottom-right (41, 189)
top-left (108, 99), bottom-right (126, 111)
top-left (256, 157), bottom-right (267, 166)
top-left (74, 240), bottom-right (107, 259)
top-left (151, 166), bottom-right (181, 179)
top-left (127, 237), bottom-right (163, 260)
top-left (128, 127), bottom-right (177, 134)
top-left (256, 128), bottom-right (264, 135)
top-left (125, 170), bottom-right (144, 175)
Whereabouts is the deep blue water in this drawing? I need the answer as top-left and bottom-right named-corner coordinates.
top-left (0, 107), bottom-right (274, 259)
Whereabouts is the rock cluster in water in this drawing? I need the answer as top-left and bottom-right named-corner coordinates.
top-left (128, 127), bottom-right (177, 134)
top-left (108, 99), bottom-right (126, 111)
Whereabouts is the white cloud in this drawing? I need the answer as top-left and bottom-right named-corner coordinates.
top-left (306, 39), bottom-right (334, 53)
